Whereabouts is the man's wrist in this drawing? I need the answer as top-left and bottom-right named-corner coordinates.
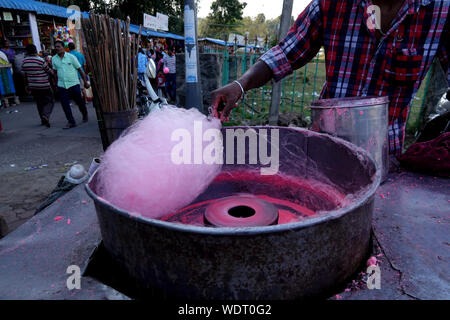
top-left (233, 80), bottom-right (245, 100)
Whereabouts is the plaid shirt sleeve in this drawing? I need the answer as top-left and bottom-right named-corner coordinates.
top-left (438, 19), bottom-right (450, 88)
top-left (260, 0), bottom-right (323, 82)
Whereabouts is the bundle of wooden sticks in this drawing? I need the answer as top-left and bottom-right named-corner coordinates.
top-left (81, 14), bottom-right (141, 113)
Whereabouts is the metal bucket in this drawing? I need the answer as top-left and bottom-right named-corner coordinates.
top-left (86, 127), bottom-right (380, 299)
top-left (102, 110), bottom-right (137, 147)
top-left (311, 96), bottom-right (390, 182)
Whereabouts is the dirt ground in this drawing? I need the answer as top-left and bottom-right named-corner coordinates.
top-left (0, 101), bottom-right (103, 238)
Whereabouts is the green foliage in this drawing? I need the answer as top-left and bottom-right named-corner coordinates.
top-left (46, 0), bottom-right (184, 34)
top-left (208, 0), bottom-right (247, 25)
top-left (198, 6), bottom-right (296, 48)
top-left (204, 0), bottom-right (247, 39)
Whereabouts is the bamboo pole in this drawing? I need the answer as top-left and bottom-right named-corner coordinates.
top-left (81, 14), bottom-right (140, 113)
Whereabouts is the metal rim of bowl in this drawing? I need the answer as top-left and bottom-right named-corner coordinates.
top-left (85, 127), bottom-right (382, 237)
top-left (310, 96), bottom-right (390, 108)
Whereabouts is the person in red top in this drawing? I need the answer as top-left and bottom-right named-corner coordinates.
top-left (211, 0), bottom-right (450, 158)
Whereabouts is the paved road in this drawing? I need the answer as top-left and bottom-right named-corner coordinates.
top-left (0, 99), bottom-right (103, 237)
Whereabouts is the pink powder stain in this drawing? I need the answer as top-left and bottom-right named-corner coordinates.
top-left (367, 256), bottom-right (377, 266)
top-left (257, 195), bottom-right (316, 216)
top-left (359, 111), bottom-right (364, 115)
top-left (97, 196), bottom-right (109, 204)
top-left (379, 193), bottom-right (385, 199)
top-left (81, 200), bottom-right (87, 204)
top-left (336, 108), bottom-right (348, 116)
top-left (76, 232), bottom-right (80, 235)
top-left (51, 284), bottom-right (55, 288)
top-left (278, 209), bottom-right (301, 224)
top-left (214, 170), bottom-right (348, 207)
top-left (54, 216), bottom-right (64, 222)
top-left (335, 294), bottom-right (343, 300)
top-left (67, 219), bottom-right (71, 225)
top-left (344, 288), bottom-right (351, 293)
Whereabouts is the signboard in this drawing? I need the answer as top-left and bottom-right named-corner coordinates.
top-left (156, 13), bottom-right (168, 31)
top-left (143, 13), bottom-right (168, 31)
top-left (3, 12), bottom-right (13, 21)
top-left (184, 5), bottom-right (197, 83)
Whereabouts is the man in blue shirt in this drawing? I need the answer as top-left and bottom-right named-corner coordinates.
top-left (68, 42), bottom-right (88, 103)
top-left (137, 48), bottom-right (148, 82)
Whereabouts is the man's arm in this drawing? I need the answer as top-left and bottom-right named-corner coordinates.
top-left (42, 60), bottom-right (52, 76)
top-left (71, 54), bottom-right (90, 89)
top-left (210, 0), bottom-right (324, 121)
top-left (210, 61), bottom-right (272, 120)
top-left (21, 62), bottom-right (30, 94)
top-left (78, 68), bottom-right (90, 89)
top-left (51, 57), bottom-right (58, 84)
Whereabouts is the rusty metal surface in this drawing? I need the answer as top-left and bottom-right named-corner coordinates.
top-left (86, 127), bottom-right (380, 299)
top-left (311, 96), bottom-right (389, 182)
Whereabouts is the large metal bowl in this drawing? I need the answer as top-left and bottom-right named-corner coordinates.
top-left (86, 127), bottom-right (380, 299)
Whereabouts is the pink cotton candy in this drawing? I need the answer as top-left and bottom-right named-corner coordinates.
top-left (97, 106), bottom-right (223, 219)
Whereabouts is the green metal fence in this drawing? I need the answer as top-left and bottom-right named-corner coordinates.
top-left (203, 44), bottom-right (430, 135)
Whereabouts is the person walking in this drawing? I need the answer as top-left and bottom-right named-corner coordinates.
top-left (163, 47), bottom-right (176, 103)
top-left (68, 42), bottom-right (88, 104)
top-left (21, 44), bottom-right (54, 127)
top-left (0, 40), bottom-right (15, 67)
top-left (52, 40), bottom-right (90, 129)
top-left (155, 51), bottom-right (167, 99)
top-left (137, 48), bottom-right (148, 82)
top-left (0, 39), bottom-right (19, 107)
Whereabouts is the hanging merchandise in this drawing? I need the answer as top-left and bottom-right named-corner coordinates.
top-left (54, 26), bottom-right (71, 47)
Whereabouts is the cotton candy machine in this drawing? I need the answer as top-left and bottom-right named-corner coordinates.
top-left (86, 127), bottom-right (380, 299)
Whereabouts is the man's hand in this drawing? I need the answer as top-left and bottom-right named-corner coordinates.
top-left (210, 60), bottom-right (273, 121)
top-left (210, 82), bottom-right (243, 121)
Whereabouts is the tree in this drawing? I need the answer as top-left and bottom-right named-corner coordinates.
top-left (206, 0), bottom-right (247, 39)
top-left (255, 13), bottom-right (266, 25)
top-left (46, 0), bottom-right (185, 34)
top-left (114, 0), bottom-right (184, 34)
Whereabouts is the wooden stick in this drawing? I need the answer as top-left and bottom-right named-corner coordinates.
top-left (81, 14), bottom-right (139, 113)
